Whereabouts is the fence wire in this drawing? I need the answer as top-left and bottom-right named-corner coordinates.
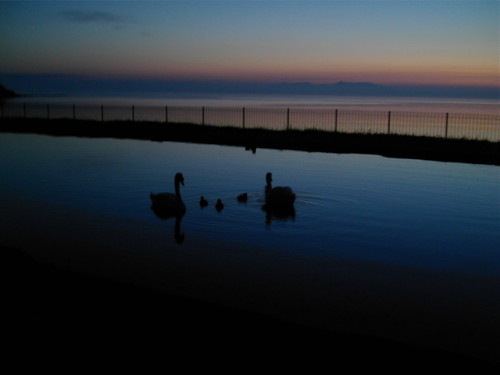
top-left (2, 103), bottom-right (498, 141)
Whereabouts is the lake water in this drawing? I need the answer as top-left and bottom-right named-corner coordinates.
top-left (1, 132), bottom-right (499, 360)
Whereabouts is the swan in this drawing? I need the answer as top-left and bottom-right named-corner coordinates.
top-left (150, 172), bottom-right (186, 218)
top-left (237, 193), bottom-right (248, 202)
top-left (199, 196), bottom-right (208, 207)
top-left (215, 199), bottom-right (224, 212)
top-left (265, 172), bottom-right (295, 206)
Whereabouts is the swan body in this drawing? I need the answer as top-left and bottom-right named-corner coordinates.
top-left (237, 193), bottom-right (248, 202)
top-left (150, 172), bottom-right (186, 218)
top-left (215, 199), bottom-right (224, 212)
top-left (265, 172), bottom-right (295, 206)
top-left (199, 196), bottom-right (208, 207)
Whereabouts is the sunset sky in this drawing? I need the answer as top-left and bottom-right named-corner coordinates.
top-left (1, 0), bottom-right (498, 88)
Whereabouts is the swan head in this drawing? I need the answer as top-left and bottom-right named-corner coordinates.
top-left (175, 173), bottom-right (185, 186)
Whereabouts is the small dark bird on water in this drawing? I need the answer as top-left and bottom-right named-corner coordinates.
top-left (215, 199), bottom-right (224, 212)
top-left (199, 196), bottom-right (208, 207)
top-left (237, 193), bottom-right (248, 202)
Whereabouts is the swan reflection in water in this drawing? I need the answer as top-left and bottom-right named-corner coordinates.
top-left (150, 172), bottom-right (186, 244)
top-left (262, 203), bottom-right (296, 225)
top-left (262, 172), bottom-right (296, 225)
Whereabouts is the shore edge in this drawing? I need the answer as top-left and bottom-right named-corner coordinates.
top-left (1, 118), bottom-right (498, 165)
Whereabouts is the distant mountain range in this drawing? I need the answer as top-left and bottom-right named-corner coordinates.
top-left (0, 74), bottom-right (498, 99)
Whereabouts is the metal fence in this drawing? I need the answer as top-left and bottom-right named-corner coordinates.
top-left (1, 103), bottom-right (499, 141)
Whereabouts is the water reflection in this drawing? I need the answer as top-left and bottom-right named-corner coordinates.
top-left (150, 206), bottom-right (185, 244)
top-left (262, 203), bottom-right (296, 225)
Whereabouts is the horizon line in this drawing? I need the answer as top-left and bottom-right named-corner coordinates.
top-left (1, 73), bottom-right (499, 89)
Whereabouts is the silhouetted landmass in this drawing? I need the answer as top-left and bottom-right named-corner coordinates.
top-left (3, 245), bottom-right (498, 370)
top-left (0, 84), bottom-right (19, 98)
top-left (1, 118), bottom-right (498, 165)
top-left (1, 74), bottom-right (498, 99)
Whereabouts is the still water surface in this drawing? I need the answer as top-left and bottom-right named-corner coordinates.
top-left (1, 133), bottom-right (497, 274)
top-left (1, 133), bottom-right (499, 358)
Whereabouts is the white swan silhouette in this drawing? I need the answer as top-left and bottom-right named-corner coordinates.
top-left (150, 172), bottom-right (186, 218)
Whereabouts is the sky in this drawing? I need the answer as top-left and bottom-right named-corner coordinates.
top-left (0, 0), bottom-right (498, 89)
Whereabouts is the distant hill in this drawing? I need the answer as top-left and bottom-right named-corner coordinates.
top-left (0, 84), bottom-right (19, 98)
top-left (0, 74), bottom-right (498, 99)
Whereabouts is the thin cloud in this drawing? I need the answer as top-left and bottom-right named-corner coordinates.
top-left (61, 10), bottom-right (125, 24)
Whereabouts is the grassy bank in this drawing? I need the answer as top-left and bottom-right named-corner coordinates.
top-left (1, 117), bottom-right (498, 165)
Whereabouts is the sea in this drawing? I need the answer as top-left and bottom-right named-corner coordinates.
top-left (4, 92), bottom-right (500, 114)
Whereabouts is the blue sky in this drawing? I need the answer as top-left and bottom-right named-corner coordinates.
top-left (0, 1), bottom-right (498, 87)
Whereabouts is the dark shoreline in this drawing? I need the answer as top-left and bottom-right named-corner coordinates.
top-left (1, 118), bottom-right (499, 165)
top-left (4, 245), bottom-right (497, 369)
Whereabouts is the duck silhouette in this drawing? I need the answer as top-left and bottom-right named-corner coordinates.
top-left (215, 199), bottom-right (224, 212)
top-left (237, 193), bottom-right (248, 203)
top-left (199, 196), bottom-right (209, 207)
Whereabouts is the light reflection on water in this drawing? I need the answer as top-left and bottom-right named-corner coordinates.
top-left (0, 133), bottom-right (498, 276)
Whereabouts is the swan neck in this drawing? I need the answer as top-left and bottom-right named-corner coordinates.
top-left (175, 180), bottom-right (182, 200)
top-left (266, 181), bottom-right (272, 193)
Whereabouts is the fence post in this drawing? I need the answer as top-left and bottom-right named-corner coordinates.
top-left (445, 112), bottom-right (449, 139)
top-left (165, 106), bottom-right (168, 123)
top-left (242, 107), bottom-right (245, 129)
top-left (73, 105), bottom-right (76, 120)
top-left (47, 104), bottom-right (50, 120)
top-left (202, 106), bottom-right (205, 125)
top-left (387, 111), bottom-right (391, 134)
top-left (23, 104), bottom-right (26, 119)
top-left (132, 105), bottom-right (135, 122)
top-left (286, 108), bottom-right (290, 130)
top-left (101, 105), bottom-right (104, 122)
top-left (334, 109), bottom-right (338, 132)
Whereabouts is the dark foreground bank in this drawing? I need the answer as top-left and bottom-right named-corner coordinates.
top-left (1, 118), bottom-right (498, 165)
top-left (3, 246), bottom-right (498, 370)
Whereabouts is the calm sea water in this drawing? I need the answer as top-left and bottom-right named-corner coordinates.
top-left (6, 93), bottom-right (500, 114)
top-left (1, 132), bottom-right (499, 359)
